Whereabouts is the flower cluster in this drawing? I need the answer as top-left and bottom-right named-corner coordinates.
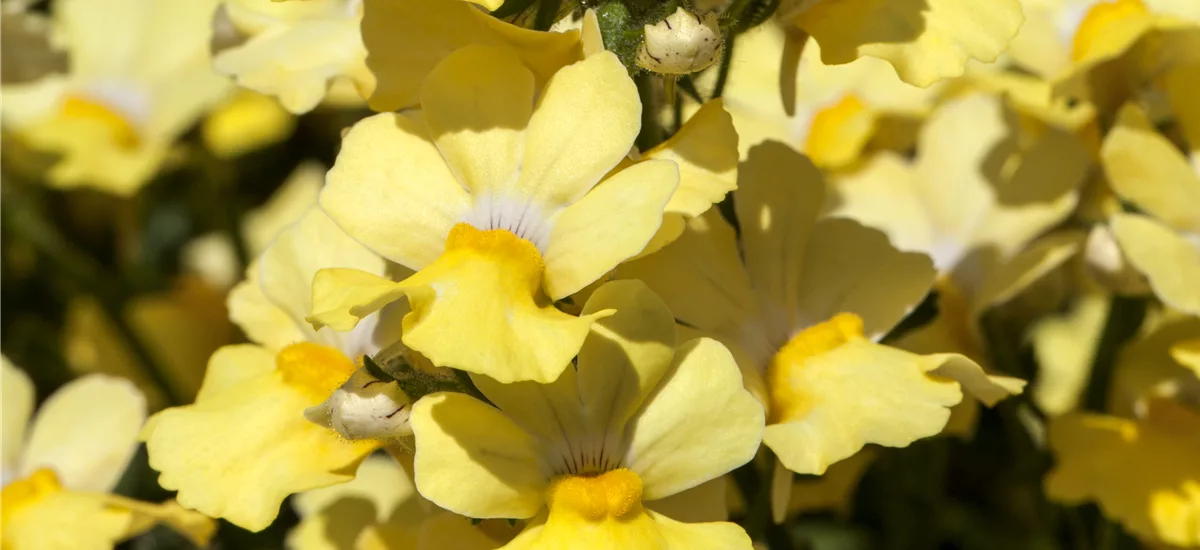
top-left (2, 0), bottom-right (1199, 549)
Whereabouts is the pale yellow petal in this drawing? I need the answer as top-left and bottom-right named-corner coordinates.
top-left (321, 112), bottom-right (472, 269)
top-left (826, 152), bottom-right (935, 255)
top-left (648, 511), bottom-right (754, 550)
top-left (734, 142), bottom-right (825, 328)
top-left (145, 344), bottom-right (376, 531)
top-left (764, 339), bottom-right (962, 475)
top-left (1, 473), bottom-right (133, 550)
top-left (625, 338), bottom-right (765, 500)
top-left (1032, 292), bottom-right (1110, 416)
top-left (21, 375), bottom-right (145, 492)
top-left (1, 357), bottom-right (34, 472)
top-left (502, 509), bottom-right (664, 550)
top-left (410, 392), bottom-right (546, 519)
top-left (201, 90), bottom-right (295, 159)
top-left (641, 100), bottom-right (739, 218)
top-left (794, 217), bottom-right (937, 340)
top-left (289, 454), bottom-right (419, 550)
top-left (362, 0), bottom-right (581, 112)
top-left (421, 45), bottom-right (532, 197)
top-left (1111, 213), bottom-right (1200, 316)
top-left (1166, 64), bottom-right (1200, 153)
top-left (1045, 405), bottom-right (1200, 547)
top-left (108, 496), bottom-right (217, 547)
top-left (927, 354), bottom-right (1026, 406)
top-left (308, 268), bottom-right (407, 333)
top-left (415, 512), bottom-right (503, 550)
top-left (647, 477), bottom-right (729, 523)
top-left (229, 262), bottom-right (307, 351)
top-left (618, 211), bottom-right (759, 346)
top-left (259, 208), bottom-right (388, 337)
top-left (1171, 339), bottom-right (1200, 378)
top-left (243, 161), bottom-right (324, 255)
top-left (542, 160), bottom-right (678, 299)
top-left (517, 52), bottom-right (640, 210)
top-left (791, 0), bottom-right (1024, 87)
top-left (970, 231), bottom-right (1085, 316)
top-left (1102, 103), bottom-right (1200, 233)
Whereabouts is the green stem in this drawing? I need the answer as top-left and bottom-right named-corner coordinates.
top-left (1082, 295), bottom-right (1146, 412)
top-left (731, 455), bottom-right (795, 549)
top-left (709, 30), bottom-right (736, 100)
top-left (635, 73), bottom-right (665, 150)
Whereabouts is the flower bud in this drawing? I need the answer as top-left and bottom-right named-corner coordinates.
top-left (636, 7), bottom-right (723, 75)
top-left (1084, 223), bottom-right (1151, 296)
top-left (305, 367), bottom-right (412, 442)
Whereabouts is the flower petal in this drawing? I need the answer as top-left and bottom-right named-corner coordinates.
top-left (410, 392), bottom-right (546, 519)
top-left (1031, 292), bottom-right (1110, 416)
top-left (763, 339), bottom-right (963, 475)
top-left (1, 477), bottom-right (133, 549)
top-left (1110, 213), bottom-right (1200, 316)
top-left (20, 375), bottom-right (145, 492)
top-left (228, 262), bottom-right (308, 351)
top-left (826, 152), bottom-right (936, 255)
top-left (790, 0), bottom-right (1024, 87)
top-left (308, 268), bottom-right (408, 333)
top-left (734, 142), bottom-right (825, 330)
top-left (421, 45), bottom-right (533, 197)
top-left (648, 510), bottom-right (754, 550)
top-left (625, 338), bottom-right (765, 500)
top-left (969, 231), bottom-right (1085, 316)
top-left (362, 0), bottom-right (580, 112)
top-left (1045, 405), bottom-right (1200, 547)
top-left (517, 52), bottom-right (641, 210)
top-left (144, 345), bottom-right (376, 531)
top-left (646, 478), bottom-right (729, 523)
top-left (2, 357), bottom-right (34, 473)
top-left (1102, 103), bottom-right (1200, 233)
top-left (288, 454), bottom-right (420, 550)
top-left (618, 211), bottom-right (760, 348)
top-left (641, 100), bottom-right (739, 218)
top-left (793, 217), bottom-right (936, 340)
top-left (321, 112), bottom-right (472, 269)
top-left (542, 159), bottom-right (678, 299)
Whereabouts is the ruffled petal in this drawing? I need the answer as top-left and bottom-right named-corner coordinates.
top-left (228, 262), bottom-right (308, 351)
top-left (321, 111), bottom-right (472, 269)
top-left (1045, 404), bottom-right (1200, 547)
top-left (288, 454), bottom-right (421, 550)
top-left (410, 392), bottom-right (546, 520)
top-left (20, 375), bottom-right (145, 492)
top-left (1102, 103), bottom-right (1200, 233)
top-left (421, 45), bottom-right (533, 197)
top-left (542, 159), bottom-right (678, 299)
top-left (764, 339), bottom-right (964, 475)
top-left (625, 338), bottom-right (765, 501)
top-left (826, 152), bottom-right (936, 255)
top-left (1110, 214), bottom-right (1200, 316)
top-left (144, 344), bottom-right (376, 531)
top-left (362, 0), bottom-right (580, 111)
top-left (649, 510), bottom-right (754, 550)
top-left (641, 100), bottom-right (739, 218)
top-left (1031, 292), bottom-right (1110, 416)
top-left (789, 0), bottom-right (1024, 87)
top-left (516, 52), bottom-right (641, 211)
top-left (1, 471), bottom-right (134, 550)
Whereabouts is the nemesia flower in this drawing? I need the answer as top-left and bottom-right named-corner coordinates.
top-left (143, 208), bottom-right (404, 531)
top-left (1, 359), bottom-right (214, 548)
top-left (620, 141), bottom-right (1024, 522)
top-left (360, 0), bottom-right (581, 112)
top-left (0, 0), bottom-right (230, 195)
top-left (410, 280), bottom-right (764, 549)
top-left (309, 47), bottom-right (684, 384)
top-left (200, 89), bottom-right (296, 158)
top-left (214, 0), bottom-right (372, 114)
top-left (774, 0), bottom-right (1025, 87)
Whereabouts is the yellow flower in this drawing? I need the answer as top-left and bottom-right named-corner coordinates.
top-left (408, 280), bottom-right (762, 549)
top-left (144, 208), bottom-right (399, 531)
top-left (620, 142), bottom-right (1023, 523)
top-left (695, 24), bottom-right (937, 162)
top-left (1, 358), bottom-right (214, 549)
top-left (201, 89), bottom-right (296, 158)
top-left (1046, 399), bottom-right (1200, 547)
top-left (309, 47), bottom-right (688, 384)
top-left (0, 0), bottom-right (230, 195)
top-left (776, 0), bottom-right (1025, 87)
top-left (214, 0), bottom-right (372, 114)
top-left (359, 0), bottom-right (581, 112)
top-left (1101, 99), bottom-right (1200, 316)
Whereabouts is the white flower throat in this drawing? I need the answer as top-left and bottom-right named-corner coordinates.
top-left (460, 193), bottom-right (555, 253)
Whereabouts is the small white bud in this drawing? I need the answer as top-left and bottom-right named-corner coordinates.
top-left (636, 7), bottom-right (723, 75)
top-left (305, 367), bottom-right (412, 441)
top-left (1084, 224), bottom-right (1151, 296)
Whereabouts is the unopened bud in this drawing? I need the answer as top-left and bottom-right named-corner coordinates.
top-left (1084, 224), bottom-right (1151, 296)
top-left (305, 367), bottom-right (412, 441)
top-left (636, 7), bottom-right (723, 75)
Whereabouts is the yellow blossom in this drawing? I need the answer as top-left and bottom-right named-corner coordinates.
top-left (310, 47), bottom-right (704, 384)
top-left (143, 208), bottom-right (400, 531)
top-left (620, 142), bottom-right (1024, 522)
top-left (214, 0), bottom-right (372, 113)
top-left (1, 358), bottom-right (214, 549)
top-left (0, 0), bottom-right (230, 195)
top-left (409, 280), bottom-right (763, 549)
